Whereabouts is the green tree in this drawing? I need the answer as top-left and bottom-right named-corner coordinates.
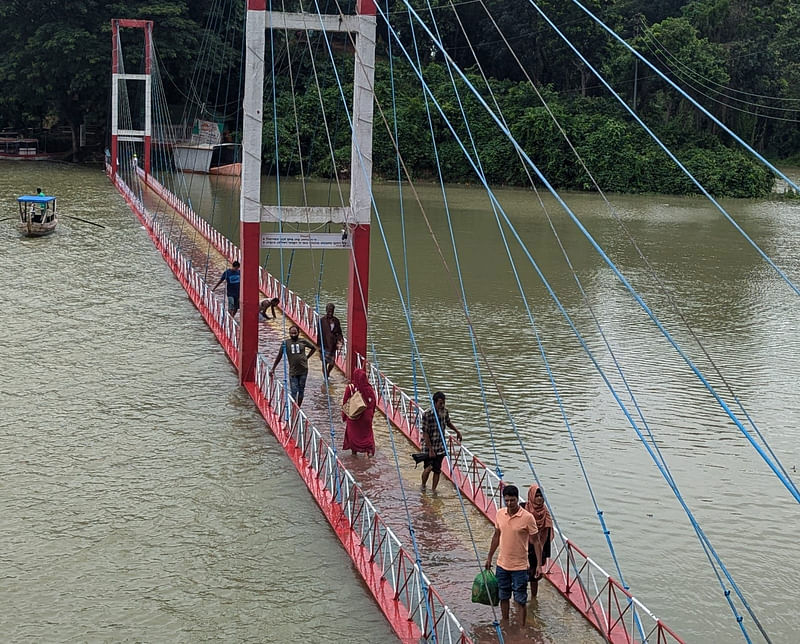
top-left (0, 1), bottom-right (229, 159)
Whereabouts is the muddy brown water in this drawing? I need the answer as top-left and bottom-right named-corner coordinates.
top-left (3, 161), bottom-right (800, 642)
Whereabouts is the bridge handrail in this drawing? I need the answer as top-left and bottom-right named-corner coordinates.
top-left (118, 167), bottom-right (468, 643)
top-left (355, 352), bottom-right (682, 644)
top-left (550, 538), bottom-right (684, 643)
top-left (113, 166), bottom-right (241, 360)
top-left (137, 168), bottom-right (240, 264)
top-left (129, 166), bottom-right (682, 643)
top-left (253, 356), bottom-right (469, 643)
top-left (142, 169), bottom-right (351, 363)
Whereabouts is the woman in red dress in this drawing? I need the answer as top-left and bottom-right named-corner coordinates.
top-left (341, 368), bottom-right (376, 456)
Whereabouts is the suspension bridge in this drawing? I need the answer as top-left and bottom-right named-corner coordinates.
top-left (104, 1), bottom-right (799, 642)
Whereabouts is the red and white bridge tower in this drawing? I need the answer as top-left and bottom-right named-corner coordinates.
top-left (239, 0), bottom-right (376, 385)
top-left (110, 19), bottom-right (153, 179)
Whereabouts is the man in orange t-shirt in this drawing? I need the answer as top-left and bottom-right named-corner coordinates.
top-left (485, 485), bottom-right (542, 625)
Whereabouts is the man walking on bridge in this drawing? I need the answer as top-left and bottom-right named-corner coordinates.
top-left (485, 485), bottom-right (541, 626)
top-left (212, 260), bottom-right (241, 317)
top-left (317, 303), bottom-right (343, 381)
top-left (270, 325), bottom-right (316, 407)
top-left (421, 391), bottom-right (462, 491)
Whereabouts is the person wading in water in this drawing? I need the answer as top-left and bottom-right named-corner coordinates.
top-left (270, 325), bottom-right (316, 407)
top-left (485, 485), bottom-right (541, 626)
top-left (420, 391), bottom-right (462, 492)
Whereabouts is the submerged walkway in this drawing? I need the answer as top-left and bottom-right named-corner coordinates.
top-left (136, 179), bottom-right (597, 642)
top-left (117, 166), bottom-right (681, 644)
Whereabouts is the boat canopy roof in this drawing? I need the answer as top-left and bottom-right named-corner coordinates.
top-left (17, 195), bottom-right (56, 203)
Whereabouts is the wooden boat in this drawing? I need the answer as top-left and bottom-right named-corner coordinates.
top-left (208, 143), bottom-right (241, 176)
top-left (17, 194), bottom-right (57, 236)
top-left (0, 137), bottom-right (64, 161)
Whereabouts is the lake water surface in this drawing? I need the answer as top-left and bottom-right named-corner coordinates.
top-left (3, 160), bottom-right (799, 642)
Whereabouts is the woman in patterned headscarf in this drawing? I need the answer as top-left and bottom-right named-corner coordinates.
top-left (526, 483), bottom-right (553, 598)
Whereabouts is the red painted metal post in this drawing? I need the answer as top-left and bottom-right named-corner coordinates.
top-left (111, 20), bottom-right (119, 73)
top-left (117, 19), bottom-right (152, 28)
top-left (357, 0), bottom-right (377, 14)
top-left (239, 0), bottom-right (267, 384)
top-left (565, 545), bottom-right (572, 594)
top-left (346, 224), bottom-right (370, 378)
top-left (240, 221), bottom-right (260, 384)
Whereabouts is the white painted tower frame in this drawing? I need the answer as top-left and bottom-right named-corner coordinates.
top-left (256, 11), bottom-right (377, 226)
top-left (110, 19), bottom-right (154, 178)
top-left (240, 0), bottom-right (377, 383)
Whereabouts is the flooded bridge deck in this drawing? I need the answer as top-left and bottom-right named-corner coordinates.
top-left (136, 176), bottom-right (601, 643)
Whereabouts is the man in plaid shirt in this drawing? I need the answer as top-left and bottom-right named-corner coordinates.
top-left (421, 391), bottom-right (462, 491)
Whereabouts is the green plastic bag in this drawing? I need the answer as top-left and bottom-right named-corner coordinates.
top-left (471, 569), bottom-right (500, 606)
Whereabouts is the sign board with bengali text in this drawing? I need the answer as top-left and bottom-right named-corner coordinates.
top-left (259, 232), bottom-right (351, 249)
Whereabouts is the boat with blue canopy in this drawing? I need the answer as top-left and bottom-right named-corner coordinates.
top-left (17, 194), bottom-right (58, 237)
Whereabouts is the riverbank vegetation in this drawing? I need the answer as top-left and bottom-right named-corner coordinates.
top-left (1, 0), bottom-right (797, 197)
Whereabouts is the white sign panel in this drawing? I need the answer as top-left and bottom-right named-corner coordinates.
top-left (260, 232), bottom-right (351, 249)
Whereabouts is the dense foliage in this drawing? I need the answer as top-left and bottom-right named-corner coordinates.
top-left (1, 0), bottom-right (797, 197)
top-left (0, 1), bottom-right (237, 158)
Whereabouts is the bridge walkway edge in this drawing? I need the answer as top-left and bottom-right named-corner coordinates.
top-left (133, 167), bottom-right (684, 644)
top-left (110, 168), bottom-right (471, 644)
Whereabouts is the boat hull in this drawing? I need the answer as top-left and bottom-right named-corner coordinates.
top-left (173, 144), bottom-right (214, 173)
top-left (208, 162), bottom-right (242, 176)
top-left (172, 143), bottom-right (242, 176)
top-left (19, 218), bottom-right (58, 237)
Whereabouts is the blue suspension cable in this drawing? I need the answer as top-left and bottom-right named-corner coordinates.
top-left (520, 0), bottom-right (800, 497)
top-left (406, 6), bottom-right (503, 482)
top-left (386, 0), bottom-right (420, 409)
top-left (307, 2), bottom-right (767, 639)
top-left (390, 0), bottom-right (800, 507)
top-left (268, 0), bottom-right (292, 422)
top-left (517, 0), bottom-right (796, 490)
top-left (367, 343), bottom-right (465, 644)
top-left (471, 1), bottom-right (792, 499)
top-left (336, 4), bottom-right (596, 633)
top-left (418, 3), bottom-right (643, 626)
top-left (425, 10), bottom-right (639, 630)
top-left (267, 2), bottom-right (343, 504)
top-left (312, 3), bottom-right (503, 634)
top-left (375, 10), bottom-right (768, 638)
top-left (544, 0), bottom-right (800, 299)
top-left (567, 0), bottom-right (800, 197)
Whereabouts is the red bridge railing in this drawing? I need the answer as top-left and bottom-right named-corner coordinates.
top-left (130, 167), bottom-right (683, 644)
top-left (111, 167), bottom-right (470, 644)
